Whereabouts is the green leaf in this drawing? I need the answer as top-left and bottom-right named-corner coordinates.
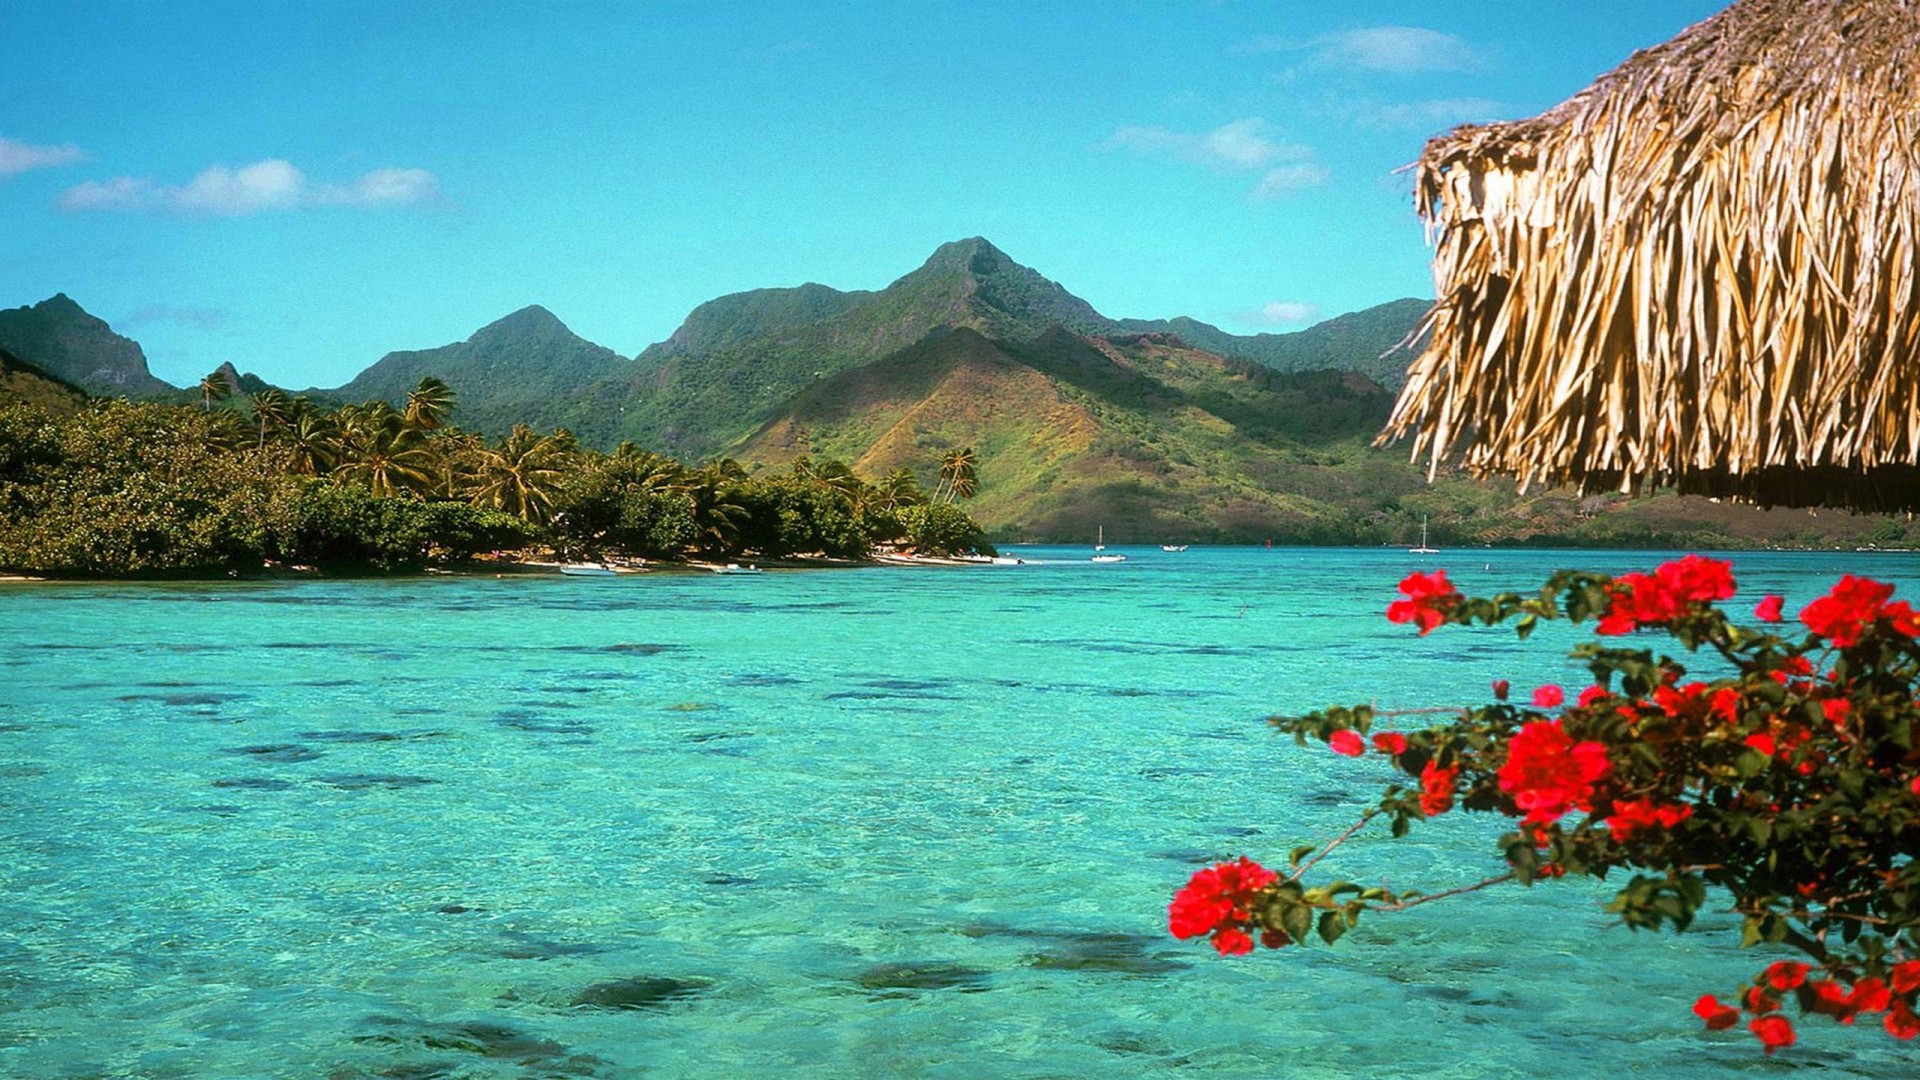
top-left (1281, 901), bottom-right (1313, 944)
top-left (1289, 844), bottom-right (1317, 867)
top-left (1317, 909), bottom-right (1347, 945)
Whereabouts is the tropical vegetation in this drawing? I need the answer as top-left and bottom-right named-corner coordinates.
top-left (0, 376), bottom-right (992, 577)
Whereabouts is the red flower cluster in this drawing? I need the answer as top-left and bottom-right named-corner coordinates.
top-left (1496, 721), bottom-right (1610, 824)
top-left (1531, 684), bottom-right (1564, 708)
top-left (1169, 857), bottom-right (1280, 956)
top-left (1386, 570), bottom-right (1462, 635)
top-left (1371, 732), bottom-right (1408, 756)
top-left (1799, 574), bottom-right (1920, 647)
top-left (1694, 994), bottom-right (1740, 1029)
top-left (1604, 798), bottom-right (1692, 841)
top-left (1328, 729), bottom-right (1364, 756)
top-left (1419, 761), bottom-right (1458, 817)
top-left (1700, 962), bottom-right (1920, 1050)
top-left (1596, 555), bottom-right (1737, 635)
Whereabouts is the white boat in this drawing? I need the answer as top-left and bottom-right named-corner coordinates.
top-left (713, 563), bottom-right (763, 575)
top-left (560, 563), bottom-right (618, 577)
top-left (1091, 527), bottom-right (1127, 562)
top-left (1161, 544), bottom-right (1189, 552)
top-left (1409, 517), bottom-right (1440, 555)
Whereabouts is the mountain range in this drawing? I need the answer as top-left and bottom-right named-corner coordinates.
top-left (10, 238), bottom-right (1920, 548)
top-left (0, 294), bottom-right (171, 397)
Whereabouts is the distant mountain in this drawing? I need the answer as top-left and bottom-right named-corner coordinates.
top-left (213, 361), bottom-right (278, 397)
top-left (733, 324), bottom-right (1415, 541)
top-left (603, 238), bottom-right (1425, 458)
top-left (1116, 298), bottom-right (1431, 390)
top-left (0, 294), bottom-right (173, 396)
top-left (0, 345), bottom-right (88, 412)
top-left (325, 305), bottom-right (631, 438)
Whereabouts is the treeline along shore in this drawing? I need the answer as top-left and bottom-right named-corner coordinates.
top-left (0, 376), bottom-right (993, 578)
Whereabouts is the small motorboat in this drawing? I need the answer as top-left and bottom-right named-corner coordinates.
top-left (1161, 544), bottom-right (1189, 552)
top-left (713, 563), bottom-right (763, 575)
top-left (560, 563), bottom-right (618, 577)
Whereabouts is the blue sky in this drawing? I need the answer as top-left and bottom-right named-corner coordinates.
top-left (0, 0), bottom-right (1727, 388)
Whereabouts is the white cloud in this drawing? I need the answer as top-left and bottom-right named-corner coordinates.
top-left (1109, 117), bottom-right (1312, 172)
top-left (1246, 300), bottom-right (1321, 327)
top-left (58, 159), bottom-right (440, 216)
top-left (1241, 26), bottom-right (1485, 74)
top-left (1360, 97), bottom-right (1507, 129)
top-left (1108, 118), bottom-right (1328, 199)
top-left (1250, 163), bottom-right (1331, 200)
top-left (58, 176), bottom-right (153, 211)
top-left (0, 137), bottom-right (85, 178)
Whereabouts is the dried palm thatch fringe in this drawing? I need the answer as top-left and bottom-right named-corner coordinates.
top-left (1383, 0), bottom-right (1920, 510)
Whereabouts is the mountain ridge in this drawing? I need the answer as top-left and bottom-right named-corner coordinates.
top-left (0, 294), bottom-right (174, 396)
top-left (324, 303), bottom-right (633, 438)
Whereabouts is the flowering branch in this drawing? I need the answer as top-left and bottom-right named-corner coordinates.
top-left (1168, 557), bottom-right (1920, 1055)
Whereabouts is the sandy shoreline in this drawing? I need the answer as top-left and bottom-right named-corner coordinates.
top-left (0, 551), bottom-right (989, 583)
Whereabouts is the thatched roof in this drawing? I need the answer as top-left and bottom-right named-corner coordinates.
top-left (1384, 0), bottom-right (1920, 509)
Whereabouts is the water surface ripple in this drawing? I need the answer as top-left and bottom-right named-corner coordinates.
top-left (2, 547), bottom-right (1912, 1077)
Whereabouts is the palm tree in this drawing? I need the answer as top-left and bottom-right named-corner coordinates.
top-left (284, 411), bottom-right (339, 477)
top-left (795, 457), bottom-right (863, 504)
top-left (466, 424), bottom-right (577, 523)
top-left (936, 447), bottom-right (979, 504)
top-left (248, 388), bottom-right (293, 449)
top-left (198, 369), bottom-right (234, 412)
top-left (609, 441), bottom-right (686, 491)
top-left (873, 467), bottom-right (925, 512)
top-left (333, 407), bottom-right (434, 498)
top-left (404, 376), bottom-right (456, 430)
top-left (685, 463), bottom-right (750, 555)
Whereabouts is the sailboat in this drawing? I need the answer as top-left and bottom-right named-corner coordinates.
top-left (1409, 516), bottom-right (1440, 555)
top-left (1091, 526), bottom-right (1127, 563)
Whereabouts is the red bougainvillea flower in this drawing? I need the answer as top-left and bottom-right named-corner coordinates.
top-left (1497, 721), bottom-right (1610, 824)
top-left (1168, 857), bottom-right (1278, 942)
top-left (1822, 699), bottom-right (1851, 726)
top-left (1893, 960), bottom-right (1920, 996)
top-left (1597, 556), bottom-right (1737, 634)
top-left (1605, 798), bottom-right (1693, 842)
top-left (1710, 687), bottom-right (1741, 725)
top-left (1658, 554), bottom-right (1737, 603)
top-left (1387, 570), bottom-right (1461, 635)
top-left (1531, 684), bottom-right (1565, 708)
top-left (1419, 761), bottom-right (1459, 817)
top-left (1371, 732), bottom-right (1408, 756)
top-left (1211, 927), bottom-right (1254, 956)
top-left (1597, 571), bottom-right (1674, 635)
top-left (1575, 684), bottom-right (1611, 709)
top-left (1755, 595), bottom-right (1785, 623)
top-left (1764, 961), bottom-right (1811, 991)
top-left (1693, 994), bottom-right (1741, 1030)
top-left (1744, 986), bottom-right (1779, 1014)
top-left (1806, 979), bottom-right (1857, 1023)
top-left (1751, 1014), bottom-right (1796, 1054)
top-left (1801, 575), bottom-right (1898, 647)
top-left (1328, 729), bottom-right (1364, 756)
top-left (1847, 977), bottom-right (1891, 1015)
top-left (1492, 679), bottom-right (1510, 701)
top-left (1745, 733), bottom-right (1777, 757)
top-left (1887, 1004), bottom-right (1920, 1041)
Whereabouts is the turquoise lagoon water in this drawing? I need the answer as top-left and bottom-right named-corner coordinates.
top-left (3, 546), bottom-right (1917, 1078)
